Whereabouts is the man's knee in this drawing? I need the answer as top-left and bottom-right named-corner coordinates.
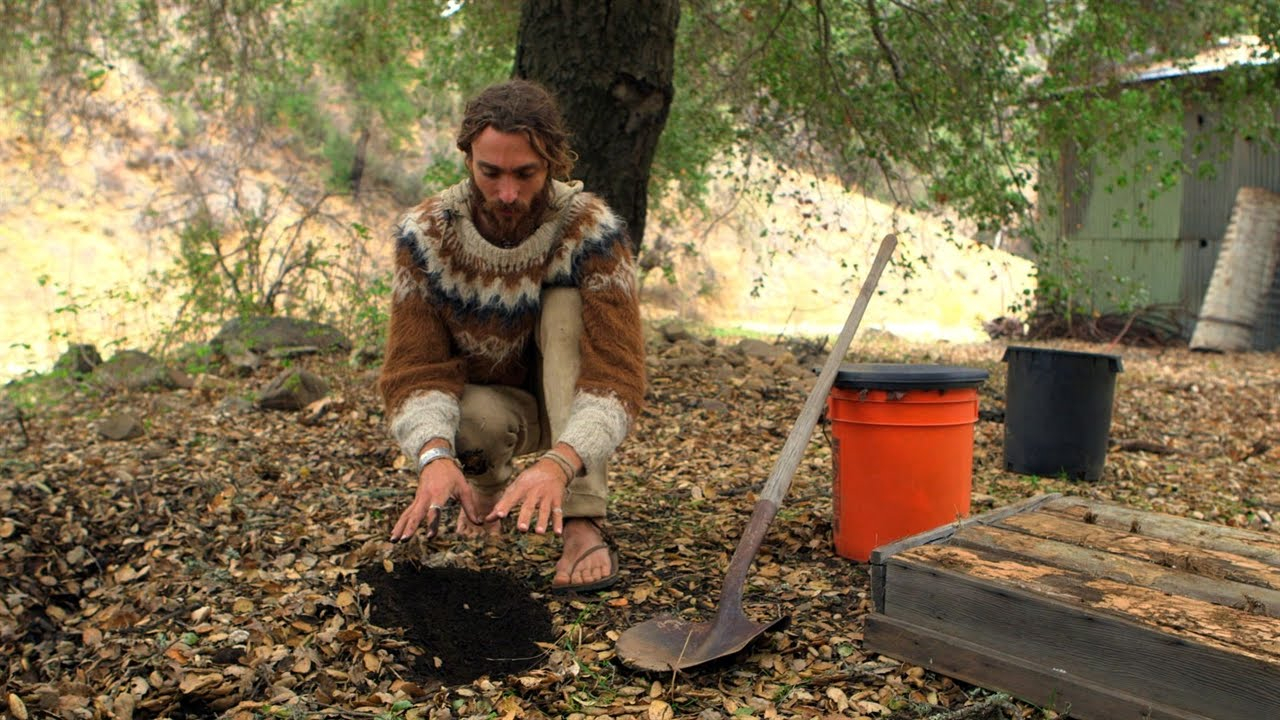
top-left (455, 385), bottom-right (538, 487)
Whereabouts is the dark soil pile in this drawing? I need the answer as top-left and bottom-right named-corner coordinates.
top-left (359, 565), bottom-right (554, 685)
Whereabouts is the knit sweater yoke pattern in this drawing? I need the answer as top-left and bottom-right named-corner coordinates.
top-left (379, 179), bottom-right (647, 471)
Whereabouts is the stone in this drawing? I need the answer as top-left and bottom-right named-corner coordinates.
top-left (734, 338), bottom-right (787, 361)
top-left (224, 347), bottom-right (262, 376)
top-left (210, 317), bottom-right (351, 358)
top-left (267, 345), bottom-right (320, 360)
top-left (659, 321), bottom-right (693, 343)
top-left (696, 398), bottom-right (731, 413)
top-left (95, 350), bottom-right (192, 391)
top-left (218, 396), bottom-right (256, 415)
top-left (97, 412), bottom-right (145, 441)
top-left (54, 344), bottom-right (102, 376)
top-left (257, 369), bottom-right (329, 411)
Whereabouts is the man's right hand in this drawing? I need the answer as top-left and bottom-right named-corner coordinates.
top-left (390, 459), bottom-right (476, 541)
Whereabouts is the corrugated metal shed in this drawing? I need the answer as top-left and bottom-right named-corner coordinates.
top-left (1056, 128), bottom-right (1187, 313)
top-left (1178, 109), bottom-right (1238, 329)
top-left (1048, 39), bottom-right (1280, 349)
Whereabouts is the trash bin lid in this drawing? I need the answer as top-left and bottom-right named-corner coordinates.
top-left (1001, 345), bottom-right (1123, 373)
top-left (834, 363), bottom-right (989, 390)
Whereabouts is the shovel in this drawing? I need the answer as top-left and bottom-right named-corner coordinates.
top-left (616, 233), bottom-right (898, 672)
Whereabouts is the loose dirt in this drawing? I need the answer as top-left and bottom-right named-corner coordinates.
top-left (358, 565), bottom-right (555, 685)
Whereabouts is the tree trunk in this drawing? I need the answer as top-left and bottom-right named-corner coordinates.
top-left (349, 125), bottom-right (370, 197)
top-left (515, 0), bottom-right (679, 254)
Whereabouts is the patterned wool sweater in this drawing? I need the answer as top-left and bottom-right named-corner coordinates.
top-left (379, 179), bottom-right (646, 473)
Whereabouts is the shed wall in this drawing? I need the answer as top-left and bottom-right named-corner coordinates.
top-left (1055, 102), bottom-right (1280, 347)
top-left (1180, 106), bottom-right (1280, 348)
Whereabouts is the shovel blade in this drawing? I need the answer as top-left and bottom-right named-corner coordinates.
top-left (616, 612), bottom-right (790, 671)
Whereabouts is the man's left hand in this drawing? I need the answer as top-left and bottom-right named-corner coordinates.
top-left (487, 457), bottom-right (568, 534)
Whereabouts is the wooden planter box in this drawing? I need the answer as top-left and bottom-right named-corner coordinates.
top-left (865, 494), bottom-right (1280, 719)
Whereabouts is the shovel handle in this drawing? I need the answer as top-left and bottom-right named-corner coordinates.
top-left (758, 233), bottom-right (897, 506)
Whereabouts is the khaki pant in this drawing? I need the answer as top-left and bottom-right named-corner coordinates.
top-left (454, 288), bottom-right (608, 518)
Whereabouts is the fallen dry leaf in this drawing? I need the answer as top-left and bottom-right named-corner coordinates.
top-left (7, 693), bottom-right (28, 720)
top-left (647, 699), bottom-right (674, 720)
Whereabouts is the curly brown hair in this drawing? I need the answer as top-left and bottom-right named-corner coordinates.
top-left (456, 79), bottom-right (576, 181)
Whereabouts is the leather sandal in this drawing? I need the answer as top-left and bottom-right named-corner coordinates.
top-left (551, 518), bottom-right (620, 593)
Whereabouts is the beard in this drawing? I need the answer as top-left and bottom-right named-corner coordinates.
top-left (470, 179), bottom-right (552, 248)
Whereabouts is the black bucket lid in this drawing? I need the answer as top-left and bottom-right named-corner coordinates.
top-left (833, 363), bottom-right (989, 390)
top-left (1001, 345), bottom-right (1123, 372)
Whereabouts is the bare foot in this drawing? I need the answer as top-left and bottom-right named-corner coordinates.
top-left (456, 493), bottom-right (503, 537)
top-left (553, 518), bottom-right (616, 589)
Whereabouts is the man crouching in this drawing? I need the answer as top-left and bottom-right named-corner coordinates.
top-left (378, 79), bottom-right (646, 593)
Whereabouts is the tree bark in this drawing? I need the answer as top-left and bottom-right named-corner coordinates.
top-left (349, 125), bottom-right (370, 197)
top-left (515, 0), bottom-right (679, 254)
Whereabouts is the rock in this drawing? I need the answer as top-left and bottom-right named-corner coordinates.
top-left (674, 339), bottom-right (710, 357)
top-left (667, 356), bottom-right (706, 369)
top-left (210, 317), bottom-right (351, 357)
top-left (218, 396), bottom-right (256, 415)
top-left (697, 398), bottom-right (731, 413)
top-left (739, 373), bottom-right (770, 396)
top-left (734, 338), bottom-right (787, 362)
top-left (659, 321), bottom-right (694, 343)
top-left (777, 362), bottom-right (810, 379)
top-left (258, 369), bottom-right (329, 411)
top-left (97, 412), bottom-right (145, 440)
top-left (54, 344), bottom-right (102, 376)
top-left (267, 345), bottom-right (320, 360)
top-left (662, 339), bottom-right (711, 369)
top-left (193, 374), bottom-right (234, 394)
top-left (95, 350), bottom-right (193, 391)
top-left (224, 348), bottom-right (263, 376)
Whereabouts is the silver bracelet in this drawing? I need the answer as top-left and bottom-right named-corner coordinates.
top-left (417, 446), bottom-right (460, 473)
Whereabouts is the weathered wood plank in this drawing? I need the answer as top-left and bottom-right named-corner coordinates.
top-left (951, 524), bottom-right (1280, 618)
top-left (1043, 496), bottom-right (1280, 567)
top-left (864, 613), bottom-right (1212, 720)
top-left (997, 510), bottom-right (1280, 591)
top-left (882, 549), bottom-right (1280, 719)
top-left (869, 493), bottom-right (1061, 611)
top-left (898, 544), bottom-right (1280, 660)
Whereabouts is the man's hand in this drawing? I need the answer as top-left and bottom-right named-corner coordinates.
top-left (488, 457), bottom-right (570, 535)
top-left (391, 459), bottom-right (477, 541)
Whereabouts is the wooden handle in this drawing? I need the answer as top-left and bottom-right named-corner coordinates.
top-left (758, 233), bottom-right (897, 505)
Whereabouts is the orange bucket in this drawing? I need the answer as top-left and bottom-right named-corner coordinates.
top-left (827, 364), bottom-right (988, 561)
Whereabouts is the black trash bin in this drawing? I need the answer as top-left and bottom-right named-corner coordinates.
top-left (1001, 346), bottom-right (1123, 481)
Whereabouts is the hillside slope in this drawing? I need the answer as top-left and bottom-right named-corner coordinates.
top-left (0, 69), bottom-right (1034, 380)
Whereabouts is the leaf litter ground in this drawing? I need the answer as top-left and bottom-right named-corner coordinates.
top-left (1, 329), bottom-right (1276, 720)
